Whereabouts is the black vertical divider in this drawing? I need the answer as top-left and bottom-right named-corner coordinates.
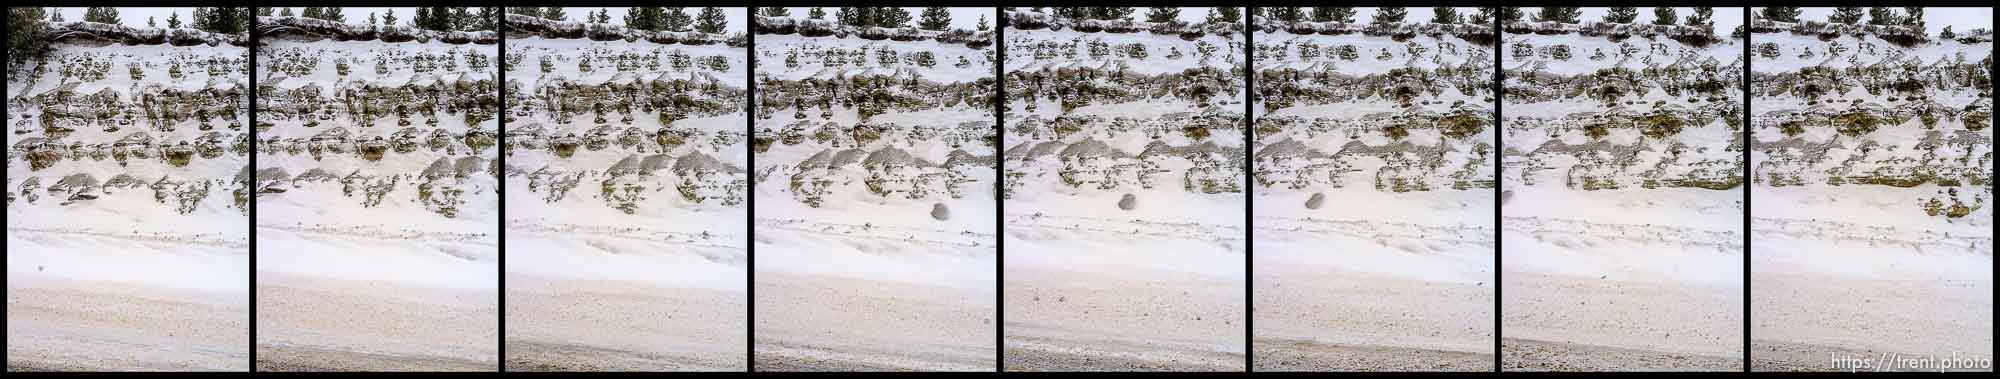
top-left (495, 9), bottom-right (508, 373)
top-left (246, 7), bottom-right (259, 373)
top-left (1241, 6), bottom-right (1256, 373)
top-left (745, 7), bottom-right (758, 372)
top-left (1491, 9), bottom-right (1505, 372)
top-left (1741, 6), bottom-right (1754, 372)
top-left (994, 6), bottom-right (1007, 373)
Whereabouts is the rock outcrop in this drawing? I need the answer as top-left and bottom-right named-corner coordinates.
top-left (7, 20), bottom-right (249, 216)
top-left (1751, 22), bottom-right (1992, 219)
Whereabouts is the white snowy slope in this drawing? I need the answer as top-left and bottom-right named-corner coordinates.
top-left (6, 19), bottom-right (250, 371)
top-left (999, 9), bottom-right (1245, 372)
top-left (250, 15), bottom-right (498, 371)
top-left (1248, 16), bottom-right (1497, 371)
top-left (1499, 12), bottom-right (1747, 371)
top-left (750, 13), bottom-right (999, 371)
top-left (498, 14), bottom-right (749, 371)
top-left (1748, 17), bottom-right (1992, 371)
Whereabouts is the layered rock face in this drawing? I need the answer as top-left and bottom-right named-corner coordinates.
top-left (1498, 16), bottom-right (1748, 370)
top-left (1003, 10), bottom-right (1247, 209)
top-left (497, 14), bottom-right (749, 371)
top-left (4, 18), bottom-right (251, 372)
top-left (1502, 21), bottom-right (1746, 192)
top-left (253, 16), bottom-right (499, 224)
top-left (503, 14), bottom-right (748, 221)
top-left (1000, 9), bottom-right (1248, 372)
top-left (249, 15), bottom-right (501, 370)
top-left (1747, 19), bottom-right (1993, 371)
top-left (749, 13), bottom-right (999, 371)
top-left (1751, 21), bottom-right (1992, 220)
top-left (8, 21), bottom-right (251, 219)
top-left (1253, 20), bottom-right (1497, 194)
top-left (1248, 16), bottom-right (1499, 371)
top-left (752, 16), bottom-right (997, 214)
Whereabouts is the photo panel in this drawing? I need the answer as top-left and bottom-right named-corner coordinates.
top-left (6, 6), bottom-right (251, 371)
top-left (1498, 7), bottom-right (1748, 371)
top-left (251, 7), bottom-right (500, 371)
top-left (1748, 7), bottom-right (1993, 372)
top-left (1248, 7), bottom-right (1497, 372)
top-left (499, 7), bottom-right (749, 371)
top-left (749, 7), bottom-right (1000, 371)
top-left (1000, 7), bottom-right (1247, 372)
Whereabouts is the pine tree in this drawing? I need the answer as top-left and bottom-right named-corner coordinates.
top-left (918, 7), bottom-right (952, 30)
top-left (1604, 7), bottom-right (1639, 24)
top-left (383, 9), bottom-right (397, 27)
top-left (875, 7), bottom-right (912, 28)
top-left (7, 7), bottom-right (50, 80)
top-left (320, 8), bottom-right (346, 23)
top-left (541, 7), bottom-right (566, 21)
top-left (168, 11), bottom-right (181, 28)
top-left (194, 7), bottom-right (248, 34)
top-left (593, 9), bottom-right (610, 24)
top-left (258, 8), bottom-right (273, 17)
top-left (1431, 8), bottom-right (1461, 24)
top-left (279, 8), bottom-right (293, 17)
top-left (1759, 7), bottom-right (1802, 23)
top-left (625, 7), bottom-right (662, 31)
top-left (300, 7), bottom-right (319, 20)
top-left (1533, 7), bottom-right (1581, 24)
top-left (977, 15), bottom-right (989, 31)
top-left (1498, 8), bottom-right (1524, 23)
top-left (367, 13), bottom-right (376, 26)
top-left (1205, 7), bottom-right (1240, 25)
top-left (448, 7), bottom-right (470, 30)
top-left (1828, 7), bottom-right (1865, 25)
top-left (1468, 8), bottom-right (1494, 25)
top-left (1653, 8), bottom-right (1677, 26)
top-left (508, 7), bottom-right (540, 19)
top-left (148, 16), bottom-right (156, 28)
top-left (663, 8), bottom-right (693, 31)
top-left (1372, 7), bottom-right (1407, 25)
top-left (1901, 7), bottom-right (1924, 31)
top-left (476, 7), bottom-right (499, 30)
top-left (414, 7), bottom-right (457, 31)
top-left (1940, 25), bottom-right (1956, 39)
top-left (760, 7), bottom-right (790, 18)
top-left (1092, 8), bottom-right (1135, 21)
top-left (1051, 8), bottom-right (1080, 20)
top-left (695, 7), bottom-right (727, 33)
top-left (1268, 7), bottom-right (1305, 23)
top-left (83, 7), bottom-right (120, 25)
top-left (50, 9), bottom-right (64, 22)
top-left (1309, 8), bottom-right (1354, 23)
top-left (1686, 8), bottom-right (1714, 29)
top-left (1312, 7), bottom-right (1344, 23)
top-left (1867, 7), bottom-right (1900, 26)
top-left (1146, 8), bottom-right (1180, 23)
top-left (835, 7), bottom-right (859, 26)
top-left (809, 8), bottom-right (826, 20)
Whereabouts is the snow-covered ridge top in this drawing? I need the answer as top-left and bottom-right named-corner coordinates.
top-left (1504, 20), bottom-right (1728, 46)
top-left (1251, 18), bottom-right (1495, 45)
top-left (1749, 19), bottom-right (1991, 45)
top-left (1004, 10), bottom-right (1239, 38)
top-left (754, 16), bottom-right (993, 49)
top-left (503, 14), bottom-right (746, 47)
top-left (255, 16), bottom-right (496, 45)
top-left (42, 21), bottom-right (245, 47)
